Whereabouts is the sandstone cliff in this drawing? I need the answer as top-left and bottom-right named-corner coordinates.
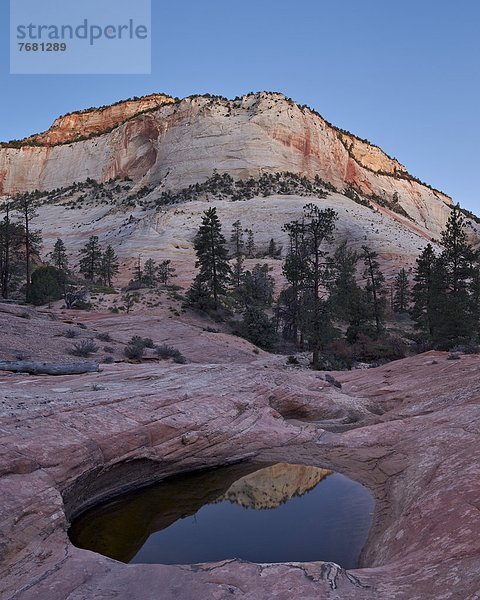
top-left (0, 92), bottom-right (453, 237)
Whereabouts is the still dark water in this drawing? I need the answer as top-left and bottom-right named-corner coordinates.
top-left (69, 462), bottom-right (374, 568)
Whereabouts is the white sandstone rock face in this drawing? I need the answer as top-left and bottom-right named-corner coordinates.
top-left (32, 191), bottom-right (447, 285)
top-left (0, 92), bottom-right (453, 238)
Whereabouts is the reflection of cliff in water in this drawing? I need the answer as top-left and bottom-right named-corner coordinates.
top-left (219, 463), bottom-right (332, 509)
top-left (69, 462), bottom-right (332, 563)
top-left (70, 462), bottom-right (270, 562)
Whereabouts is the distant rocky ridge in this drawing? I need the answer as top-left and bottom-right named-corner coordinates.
top-left (0, 91), bottom-right (454, 239)
top-left (3, 93), bottom-right (175, 147)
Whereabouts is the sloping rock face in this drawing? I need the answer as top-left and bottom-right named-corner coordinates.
top-left (1, 304), bottom-right (479, 599)
top-left (19, 94), bottom-right (175, 146)
top-left (0, 92), bottom-right (452, 237)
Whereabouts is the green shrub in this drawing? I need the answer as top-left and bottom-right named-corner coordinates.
top-left (124, 340), bottom-right (145, 359)
top-left (69, 339), bottom-right (98, 357)
top-left (96, 332), bottom-right (112, 342)
top-left (27, 266), bottom-right (67, 306)
top-left (124, 336), bottom-right (155, 359)
top-left (234, 307), bottom-right (277, 350)
top-left (155, 344), bottom-right (187, 364)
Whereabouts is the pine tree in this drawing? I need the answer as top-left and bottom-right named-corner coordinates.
top-left (123, 292), bottom-right (138, 314)
top-left (186, 277), bottom-right (211, 311)
top-left (14, 193), bottom-right (41, 296)
top-left (245, 229), bottom-right (256, 258)
top-left (142, 258), bottom-right (157, 288)
top-left (301, 204), bottom-right (338, 364)
top-left (0, 203), bottom-right (24, 298)
top-left (132, 256), bottom-right (143, 283)
top-left (393, 268), bottom-right (410, 313)
top-left (279, 220), bottom-right (308, 344)
top-left (441, 204), bottom-right (472, 296)
top-left (100, 245), bottom-right (119, 288)
top-left (230, 220), bottom-right (244, 257)
top-left (230, 220), bottom-right (245, 288)
top-left (236, 263), bottom-right (274, 309)
top-left (189, 207), bottom-right (231, 310)
top-left (434, 204), bottom-right (475, 346)
top-left (469, 252), bottom-right (480, 340)
top-left (268, 238), bottom-right (279, 258)
top-left (232, 254), bottom-right (245, 289)
top-left (411, 244), bottom-right (442, 340)
top-left (79, 236), bottom-right (103, 281)
top-left (279, 205), bottom-right (337, 364)
top-left (158, 260), bottom-right (176, 286)
top-left (362, 246), bottom-right (386, 336)
top-left (328, 241), bottom-right (360, 321)
top-left (49, 238), bottom-right (69, 272)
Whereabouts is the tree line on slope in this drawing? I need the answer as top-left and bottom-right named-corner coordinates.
top-left (185, 204), bottom-right (480, 365)
top-left (1, 189), bottom-right (479, 366)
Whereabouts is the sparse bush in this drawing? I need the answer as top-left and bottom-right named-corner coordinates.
top-left (74, 300), bottom-right (92, 311)
top-left (126, 280), bottom-right (144, 291)
top-left (123, 336), bottom-right (155, 360)
top-left (103, 346), bottom-right (115, 353)
top-left (155, 344), bottom-right (187, 363)
top-left (124, 337), bottom-right (144, 360)
top-left (69, 339), bottom-right (98, 357)
top-left (287, 355), bottom-right (299, 365)
top-left (64, 287), bottom-right (89, 310)
top-left (124, 341), bottom-right (145, 359)
top-left (451, 342), bottom-right (480, 355)
top-left (65, 328), bottom-right (77, 338)
top-left (447, 352), bottom-right (461, 360)
top-left (103, 356), bottom-right (114, 364)
top-left (96, 332), bottom-right (112, 342)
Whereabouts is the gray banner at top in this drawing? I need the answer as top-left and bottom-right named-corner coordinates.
top-left (10, 0), bottom-right (151, 74)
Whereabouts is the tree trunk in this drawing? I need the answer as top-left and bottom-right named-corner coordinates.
top-left (0, 361), bottom-right (100, 375)
top-left (24, 208), bottom-right (31, 296)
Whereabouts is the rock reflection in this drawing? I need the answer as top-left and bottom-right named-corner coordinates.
top-left (220, 463), bottom-right (332, 509)
top-left (69, 462), bottom-right (373, 568)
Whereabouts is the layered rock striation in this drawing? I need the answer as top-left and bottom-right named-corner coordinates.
top-left (0, 92), bottom-right (452, 237)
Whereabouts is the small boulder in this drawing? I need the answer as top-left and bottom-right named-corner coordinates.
top-left (325, 374), bottom-right (342, 389)
top-left (181, 432), bottom-right (199, 445)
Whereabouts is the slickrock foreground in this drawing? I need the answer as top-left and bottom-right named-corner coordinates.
top-left (1, 308), bottom-right (479, 599)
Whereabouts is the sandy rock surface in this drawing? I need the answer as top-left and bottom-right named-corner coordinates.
top-left (1, 305), bottom-right (479, 599)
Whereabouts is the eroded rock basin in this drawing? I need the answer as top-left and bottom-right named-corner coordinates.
top-left (69, 462), bottom-right (374, 568)
top-left (2, 351), bottom-right (480, 599)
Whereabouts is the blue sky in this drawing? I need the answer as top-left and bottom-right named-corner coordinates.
top-left (1, 0), bottom-right (479, 212)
